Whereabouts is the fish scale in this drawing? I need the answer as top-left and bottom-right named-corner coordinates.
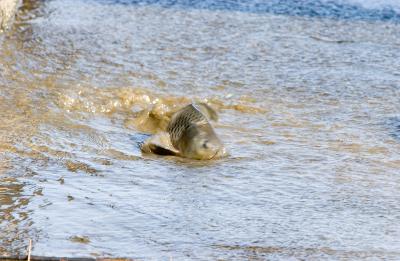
top-left (167, 104), bottom-right (207, 149)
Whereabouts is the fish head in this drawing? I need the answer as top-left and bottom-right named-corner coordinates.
top-left (182, 123), bottom-right (227, 160)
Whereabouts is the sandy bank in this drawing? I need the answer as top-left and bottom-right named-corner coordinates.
top-left (0, 0), bottom-right (20, 31)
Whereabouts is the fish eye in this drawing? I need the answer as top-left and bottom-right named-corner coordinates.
top-left (202, 140), bottom-right (209, 149)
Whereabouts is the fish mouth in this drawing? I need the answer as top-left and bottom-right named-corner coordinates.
top-left (209, 150), bottom-right (219, 160)
top-left (209, 147), bottom-right (227, 160)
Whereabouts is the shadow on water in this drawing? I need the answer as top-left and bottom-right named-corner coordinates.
top-left (96, 0), bottom-right (400, 22)
top-left (387, 117), bottom-right (400, 141)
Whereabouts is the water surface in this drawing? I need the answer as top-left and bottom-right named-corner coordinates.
top-left (1, 0), bottom-right (400, 259)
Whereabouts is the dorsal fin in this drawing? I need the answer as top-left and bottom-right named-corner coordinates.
top-left (192, 103), bottom-right (218, 122)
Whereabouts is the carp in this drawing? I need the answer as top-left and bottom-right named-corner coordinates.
top-left (140, 103), bottom-right (227, 160)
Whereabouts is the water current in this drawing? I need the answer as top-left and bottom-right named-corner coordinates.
top-left (1, 0), bottom-right (400, 259)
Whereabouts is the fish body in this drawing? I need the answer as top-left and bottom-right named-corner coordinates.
top-left (141, 103), bottom-right (227, 160)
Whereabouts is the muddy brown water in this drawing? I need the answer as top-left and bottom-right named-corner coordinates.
top-left (1, 0), bottom-right (400, 259)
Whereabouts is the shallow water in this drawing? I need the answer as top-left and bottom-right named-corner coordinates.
top-left (1, 0), bottom-right (400, 259)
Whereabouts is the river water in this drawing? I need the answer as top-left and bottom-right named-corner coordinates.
top-left (1, 0), bottom-right (400, 259)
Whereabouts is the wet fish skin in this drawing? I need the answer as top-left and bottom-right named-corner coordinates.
top-left (167, 103), bottom-right (227, 160)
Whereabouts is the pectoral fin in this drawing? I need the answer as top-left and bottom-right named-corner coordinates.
top-left (146, 143), bottom-right (178, 156)
top-left (140, 131), bottom-right (180, 157)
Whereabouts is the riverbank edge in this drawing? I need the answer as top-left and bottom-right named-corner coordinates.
top-left (0, 256), bottom-right (133, 261)
top-left (0, 0), bottom-right (21, 31)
